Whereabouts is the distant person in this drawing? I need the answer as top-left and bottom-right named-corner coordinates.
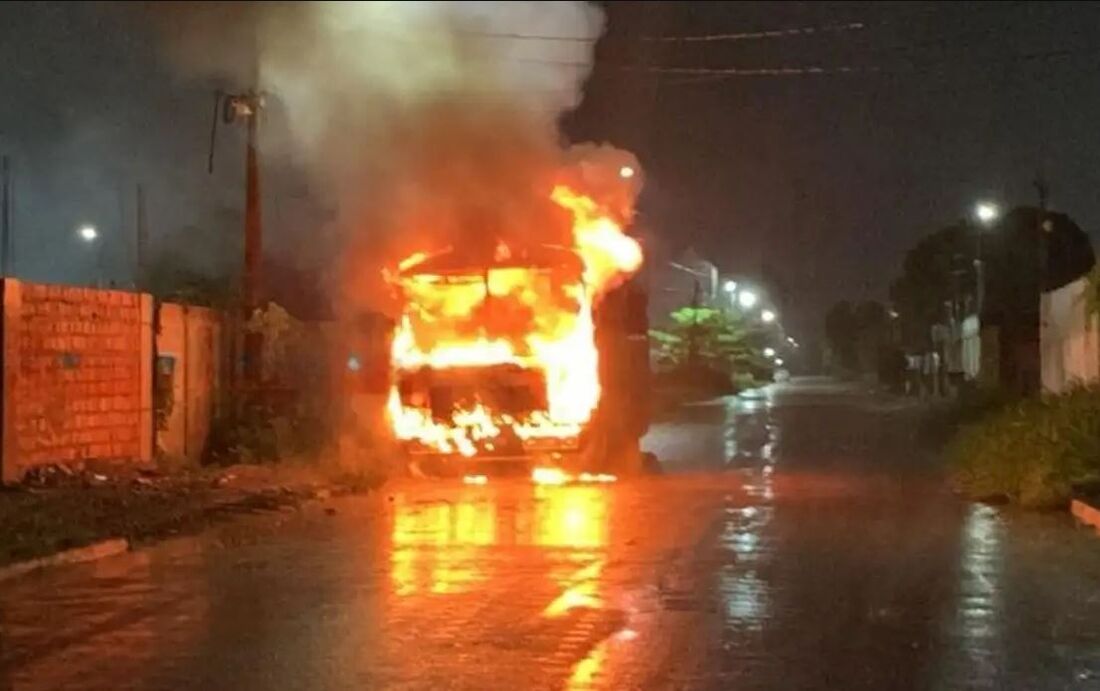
top-left (905, 353), bottom-right (921, 396)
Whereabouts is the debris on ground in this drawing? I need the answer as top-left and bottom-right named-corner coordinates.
top-left (0, 462), bottom-right (384, 568)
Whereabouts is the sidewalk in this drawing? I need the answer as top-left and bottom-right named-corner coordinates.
top-left (0, 461), bottom-right (382, 572)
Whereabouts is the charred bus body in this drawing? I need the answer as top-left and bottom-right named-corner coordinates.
top-left (387, 245), bottom-right (649, 475)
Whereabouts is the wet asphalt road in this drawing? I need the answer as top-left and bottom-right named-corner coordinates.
top-left (4, 377), bottom-right (1100, 690)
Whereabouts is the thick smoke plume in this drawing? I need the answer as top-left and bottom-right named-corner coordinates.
top-left (151, 1), bottom-right (640, 313)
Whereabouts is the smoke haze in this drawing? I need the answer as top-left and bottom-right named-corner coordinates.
top-left (149, 1), bottom-right (642, 314)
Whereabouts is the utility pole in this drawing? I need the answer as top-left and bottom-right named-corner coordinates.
top-left (1033, 174), bottom-right (1050, 395)
top-left (1034, 175), bottom-right (1049, 295)
top-left (687, 278), bottom-right (702, 367)
top-left (209, 89), bottom-right (265, 385)
top-left (1, 156), bottom-right (10, 277)
top-left (135, 183), bottom-right (147, 290)
top-left (242, 93), bottom-right (263, 385)
top-left (973, 221), bottom-right (985, 315)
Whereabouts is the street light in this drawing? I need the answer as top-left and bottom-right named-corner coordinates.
top-left (760, 309), bottom-right (777, 324)
top-left (774, 357), bottom-right (784, 367)
top-left (975, 201), bottom-right (999, 225)
top-left (723, 279), bottom-right (738, 294)
top-left (971, 201), bottom-right (1000, 315)
top-left (78, 225), bottom-right (98, 242)
top-left (763, 347), bottom-right (776, 358)
top-left (619, 165), bottom-right (635, 179)
top-left (77, 224), bottom-right (102, 287)
top-left (787, 336), bottom-right (798, 347)
top-left (738, 289), bottom-right (758, 309)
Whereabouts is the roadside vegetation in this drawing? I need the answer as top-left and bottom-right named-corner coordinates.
top-left (948, 384), bottom-right (1100, 508)
top-left (0, 463), bottom-right (374, 568)
top-left (650, 305), bottom-right (773, 404)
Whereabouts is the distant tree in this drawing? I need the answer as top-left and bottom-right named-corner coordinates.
top-left (146, 258), bottom-right (238, 307)
top-left (981, 207), bottom-right (1094, 325)
top-left (824, 300), bottom-right (859, 371)
top-left (650, 306), bottom-right (770, 380)
top-left (824, 299), bottom-right (895, 378)
top-left (854, 300), bottom-right (888, 331)
top-left (889, 206), bottom-right (1094, 350)
top-left (888, 225), bottom-right (964, 350)
top-left (146, 204), bottom-right (242, 307)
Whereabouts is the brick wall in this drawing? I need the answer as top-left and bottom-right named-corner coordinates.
top-left (2, 280), bottom-right (153, 482)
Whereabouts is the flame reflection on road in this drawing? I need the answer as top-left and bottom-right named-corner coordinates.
top-left (389, 484), bottom-right (610, 597)
top-left (390, 494), bottom-right (498, 595)
top-left (388, 482), bottom-right (616, 690)
top-left (534, 485), bottom-right (609, 549)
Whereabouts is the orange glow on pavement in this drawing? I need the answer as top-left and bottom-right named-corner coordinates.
top-left (578, 472), bottom-right (617, 484)
top-left (532, 467), bottom-right (569, 486)
top-left (390, 496), bottom-right (496, 596)
top-left (535, 486), bottom-right (608, 549)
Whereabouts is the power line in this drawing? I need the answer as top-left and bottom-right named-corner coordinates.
top-left (466, 9), bottom-right (1100, 83)
top-left (440, 4), bottom-right (1088, 55)
top-left (636, 4), bottom-right (1074, 47)
top-left (476, 41), bottom-right (1062, 81)
top-left (496, 42), bottom-right (1095, 84)
top-left (460, 31), bottom-right (596, 43)
top-left (569, 44), bottom-right (1094, 84)
top-left (623, 64), bottom-right (873, 77)
top-left (461, 19), bottom-right (868, 45)
top-left (640, 21), bottom-right (866, 43)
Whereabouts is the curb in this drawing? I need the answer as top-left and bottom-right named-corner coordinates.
top-left (0, 538), bottom-right (129, 584)
top-left (1071, 499), bottom-right (1100, 534)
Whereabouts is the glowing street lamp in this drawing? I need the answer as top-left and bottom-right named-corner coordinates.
top-left (723, 279), bottom-right (738, 294)
top-left (972, 201), bottom-right (1000, 313)
top-left (763, 347), bottom-right (776, 358)
top-left (738, 290), bottom-right (758, 310)
top-left (77, 224), bottom-right (103, 286)
top-left (774, 357), bottom-right (784, 367)
top-left (760, 309), bottom-right (777, 324)
top-left (787, 336), bottom-right (798, 347)
top-left (975, 201), bottom-right (999, 225)
top-left (619, 165), bottom-right (635, 179)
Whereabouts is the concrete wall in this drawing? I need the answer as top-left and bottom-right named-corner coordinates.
top-left (1041, 277), bottom-right (1100, 393)
top-left (2, 280), bottom-right (153, 482)
top-left (156, 303), bottom-right (225, 463)
top-left (960, 315), bottom-right (981, 381)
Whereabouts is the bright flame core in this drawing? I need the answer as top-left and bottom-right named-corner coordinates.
top-left (387, 184), bottom-right (642, 457)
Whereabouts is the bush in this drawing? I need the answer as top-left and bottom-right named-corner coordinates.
top-left (206, 399), bottom-right (329, 466)
top-left (949, 385), bottom-right (1100, 508)
top-left (921, 384), bottom-right (1019, 444)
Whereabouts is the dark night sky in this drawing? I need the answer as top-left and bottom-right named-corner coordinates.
top-left (569, 1), bottom-right (1100, 338)
top-left (4, 2), bottom-right (1100, 340)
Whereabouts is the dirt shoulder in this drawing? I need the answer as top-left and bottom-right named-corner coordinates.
top-left (0, 462), bottom-right (383, 568)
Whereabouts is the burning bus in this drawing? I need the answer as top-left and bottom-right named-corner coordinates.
top-left (385, 184), bottom-right (650, 476)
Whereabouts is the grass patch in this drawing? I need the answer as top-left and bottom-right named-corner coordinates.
top-left (0, 480), bottom-right (221, 565)
top-left (948, 385), bottom-right (1100, 508)
top-left (0, 462), bottom-right (387, 568)
top-left (920, 385), bottom-right (1019, 445)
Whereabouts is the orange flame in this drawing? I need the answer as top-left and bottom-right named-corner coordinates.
top-left (386, 184), bottom-right (642, 457)
top-left (550, 185), bottom-right (643, 290)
